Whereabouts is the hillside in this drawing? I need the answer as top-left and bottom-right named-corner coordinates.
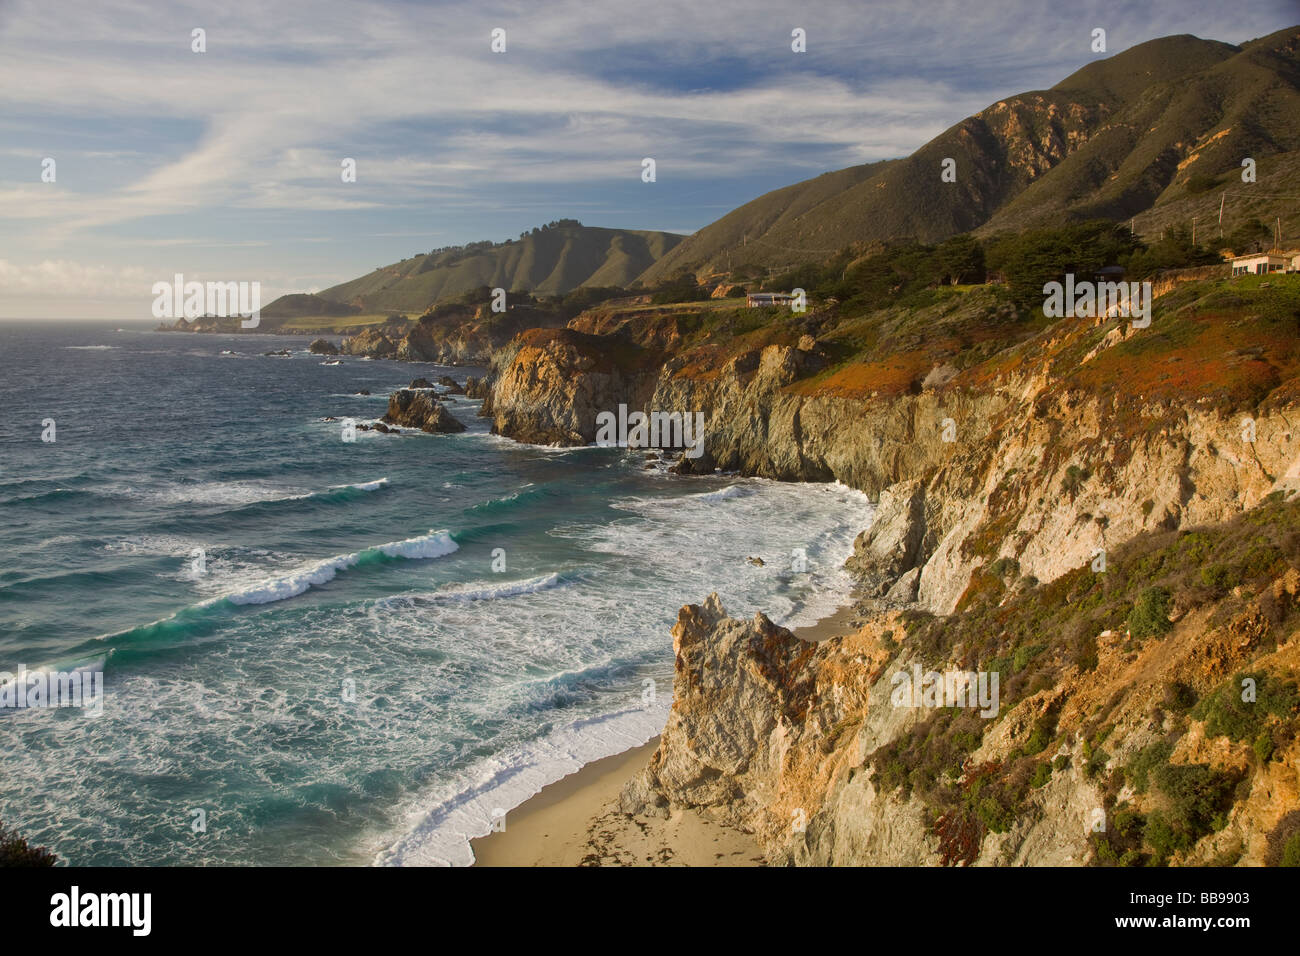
top-left (303, 222), bottom-right (684, 315)
top-left (638, 27), bottom-right (1300, 283)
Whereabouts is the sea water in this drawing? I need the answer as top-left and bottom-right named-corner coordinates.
top-left (0, 321), bottom-right (871, 866)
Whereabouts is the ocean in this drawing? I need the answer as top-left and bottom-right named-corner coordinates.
top-left (0, 320), bottom-right (871, 866)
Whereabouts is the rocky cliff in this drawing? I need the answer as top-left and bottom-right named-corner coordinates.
top-left (343, 305), bottom-right (568, 366)
top-left (489, 279), bottom-right (1300, 615)
top-left (486, 273), bottom-right (1300, 865)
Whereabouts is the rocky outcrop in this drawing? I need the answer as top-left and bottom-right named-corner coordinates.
top-left (342, 328), bottom-right (399, 359)
top-left (487, 328), bottom-right (661, 445)
top-left (308, 338), bottom-right (339, 355)
top-left (624, 567), bottom-right (1300, 866)
top-left (381, 389), bottom-right (466, 433)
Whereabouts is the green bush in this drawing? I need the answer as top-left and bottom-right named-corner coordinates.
top-left (1013, 643), bottom-right (1047, 673)
top-left (1153, 763), bottom-right (1242, 841)
top-left (1030, 762), bottom-right (1052, 788)
top-left (0, 818), bottom-right (57, 867)
top-left (1253, 732), bottom-right (1275, 764)
top-left (1199, 564), bottom-right (1237, 595)
top-left (1128, 586), bottom-right (1173, 640)
top-left (1127, 740), bottom-right (1174, 794)
top-left (1194, 671), bottom-right (1300, 742)
top-left (1283, 833), bottom-right (1300, 867)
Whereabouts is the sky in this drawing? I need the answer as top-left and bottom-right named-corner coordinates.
top-left (0, 0), bottom-right (1296, 319)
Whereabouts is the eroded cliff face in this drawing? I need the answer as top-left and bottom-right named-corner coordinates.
top-left (623, 575), bottom-right (1300, 866)
top-left (488, 309), bottom-right (1300, 615)
top-left (487, 327), bottom-right (661, 445)
top-left (485, 278), bottom-right (1300, 865)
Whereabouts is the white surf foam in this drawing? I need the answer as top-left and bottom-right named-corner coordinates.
top-left (217, 530), bottom-right (458, 606)
top-left (330, 477), bottom-right (389, 493)
top-left (379, 572), bottom-right (562, 606)
top-left (375, 700), bottom-right (668, 866)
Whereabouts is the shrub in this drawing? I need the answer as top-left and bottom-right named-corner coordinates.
top-left (1013, 643), bottom-right (1047, 673)
top-left (0, 818), bottom-right (57, 867)
top-left (989, 557), bottom-right (1020, 579)
top-left (1153, 763), bottom-right (1242, 841)
top-left (1127, 740), bottom-right (1174, 794)
top-left (1194, 671), bottom-right (1300, 742)
top-left (1265, 811), bottom-right (1300, 866)
top-left (1199, 564), bottom-right (1237, 595)
top-left (1072, 632), bottom-right (1099, 672)
top-left (1030, 762), bottom-right (1053, 788)
top-left (1253, 732), bottom-right (1275, 764)
top-left (1128, 586), bottom-right (1173, 640)
top-left (1020, 714), bottom-right (1057, 758)
top-left (1283, 833), bottom-right (1300, 867)
top-left (1061, 465), bottom-right (1089, 498)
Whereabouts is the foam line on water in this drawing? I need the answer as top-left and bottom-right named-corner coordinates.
top-left (377, 572), bottom-right (562, 606)
top-left (374, 700), bottom-right (669, 867)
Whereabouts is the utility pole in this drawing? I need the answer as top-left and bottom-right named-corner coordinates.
top-left (1218, 193), bottom-right (1225, 237)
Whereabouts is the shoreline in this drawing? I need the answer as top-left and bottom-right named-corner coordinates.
top-left (469, 600), bottom-right (861, 866)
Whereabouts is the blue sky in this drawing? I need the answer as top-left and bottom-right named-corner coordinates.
top-left (1, 0), bottom-right (1296, 319)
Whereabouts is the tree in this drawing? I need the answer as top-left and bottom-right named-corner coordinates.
top-left (935, 234), bottom-right (986, 285)
top-left (1226, 219), bottom-right (1271, 255)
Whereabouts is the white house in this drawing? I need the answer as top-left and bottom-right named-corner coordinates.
top-left (1230, 249), bottom-right (1295, 276)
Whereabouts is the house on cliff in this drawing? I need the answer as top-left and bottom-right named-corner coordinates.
top-left (1230, 249), bottom-right (1299, 276)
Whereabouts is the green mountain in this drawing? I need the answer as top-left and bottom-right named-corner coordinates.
top-left (292, 221), bottom-right (685, 315)
top-left (638, 27), bottom-right (1300, 283)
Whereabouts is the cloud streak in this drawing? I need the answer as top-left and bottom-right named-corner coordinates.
top-left (0, 0), bottom-right (1295, 317)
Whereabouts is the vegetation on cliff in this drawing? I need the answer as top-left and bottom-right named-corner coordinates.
top-left (0, 817), bottom-right (57, 866)
top-left (867, 493), bottom-right (1300, 866)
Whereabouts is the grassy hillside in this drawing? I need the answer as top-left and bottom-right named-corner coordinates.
top-left (638, 27), bottom-right (1300, 284)
top-left (302, 222), bottom-right (684, 315)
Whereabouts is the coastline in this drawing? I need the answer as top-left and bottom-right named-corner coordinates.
top-left (469, 600), bottom-right (861, 866)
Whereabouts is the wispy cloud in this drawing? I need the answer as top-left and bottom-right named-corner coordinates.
top-left (0, 0), bottom-right (1295, 317)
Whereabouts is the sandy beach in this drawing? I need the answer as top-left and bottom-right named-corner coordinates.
top-left (470, 603), bottom-right (862, 867)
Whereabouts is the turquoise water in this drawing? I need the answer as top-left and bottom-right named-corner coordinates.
top-left (0, 321), bottom-right (870, 866)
